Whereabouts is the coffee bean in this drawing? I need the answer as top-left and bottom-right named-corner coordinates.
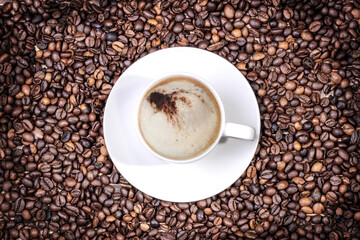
top-left (112, 41), bottom-right (124, 52)
top-left (353, 212), bottom-right (360, 221)
top-left (223, 217), bottom-right (233, 227)
top-left (313, 203), bottom-right (324, 214)
top-left (42, 152), bottom-right (54, 162)
top-left (86, 63), bottom-right (96, 74)
top-left (74, 32), bottom-right (86, 42)
top-left (85, 36), bottom-right (95, 48)
top-left (330, 176), bottom-right (342, 186)
top-left (224, 4), bottom-right (235, 19)
top-left (252, 53), bottom-right (265, 61)
top-left (14, 198), bottom-right (25, 212)
top-left (210, 201), bottom-right (221, 212)
top-left (55, 195), bottom-right (66, 207)
top-left (9, 84), bottom-right (21, 96)
top-left (276, 181), bottom-right (289, 190)
top-left (94, 69), bottom-right (104, 80)
top-left (213, 217), bottom-right (222, 226)
top-left (249, 19), bottom-right (261, 28)
top-left (196, 209), bottom-right (204, 222)
top-left (19, 229), bottom-right (30, 239)
top-left (309, 21), bottom-right (322, 32)
top-left (99, 53), bottom-right (109, 66)
top-left (39, 164), bottom-right (51, 173)
top-left (160, 232), bottom-right (176, 240)
top-left (17, 58), bottom-right (29, 68)
top-left (330, 72), bottom-right (342, 84)
top-left (65, 205), bottom-right (80, 216)
top-left (51, 52), bottom-right (60, 62)
top-left (311, 162), bottom-right (323, 172)
top-left (22, 119), bottom-right (34, 131)
top-left (280, 63), bottom-right (291, 74)
top-left (22, 132), bottom-right (34, 142)
top-left (106, 32), bottom-right (117, 42)
top-left (261, 170), bottom-right (273, 180)
top-left (40, 178), bottom-right (54, 191)
top-left (0, 53), bottom-right (9, 64)
top-left (228, 198), bottom-right (236, 211)
top-left (65, 177), bottom-right (77, 187)
top-left (301, 31), bottom-right (313, 41)
top-left (207, 41), bottom-right (225, 51)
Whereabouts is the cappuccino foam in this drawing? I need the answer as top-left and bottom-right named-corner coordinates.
top-left (139, 76), bottom-right (221, 160)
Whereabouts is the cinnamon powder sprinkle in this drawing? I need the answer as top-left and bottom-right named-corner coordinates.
top-left (148, 91), bottom-right (177, 116)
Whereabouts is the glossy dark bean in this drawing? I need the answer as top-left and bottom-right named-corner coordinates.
top-left (249, 19), bottom-right (261, 28)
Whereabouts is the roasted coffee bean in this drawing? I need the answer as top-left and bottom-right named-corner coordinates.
top-left (14, 198), bottom-right (25, 213)
top-left (330, 176), bottom-right (342, 186)
top-left (40, 178), bottom-right (54, 191)
top-left (249, 19), bottom-right (261, 28)
top-left (42, 152), bottom-right (55, 162)
top-left (99, 54), bottom-right (109, 66)
top-left (112, 41), bottom-right (124, 52)
top-left (55, 195), bottom-right (66, 207)
top-left (309, 21), bottom-right (322, 33)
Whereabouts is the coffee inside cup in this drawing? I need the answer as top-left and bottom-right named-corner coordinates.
top-left (138, 76), bottom-right (221, 160)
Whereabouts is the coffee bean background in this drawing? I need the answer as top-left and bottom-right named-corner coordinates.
top-left (0, 0), bottom-right (360, 239)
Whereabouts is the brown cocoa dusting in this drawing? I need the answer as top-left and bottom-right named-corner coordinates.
top-left (195, 93), bottom-right (205, 103)
top-left (148, 91), bottom-right (177, 116)
top-left (147, 90), bottom-right (194, 129)
top-left (179, 96), bottom-right (192, 107)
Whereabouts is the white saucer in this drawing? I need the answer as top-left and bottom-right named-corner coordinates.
top-left (104, 47), bottom-right (260, 202)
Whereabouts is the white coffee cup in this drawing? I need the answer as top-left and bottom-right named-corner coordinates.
top-left (137, 74), bottom-right (255, 164)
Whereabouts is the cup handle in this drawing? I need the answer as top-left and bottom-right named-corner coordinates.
top-left (223, 123), bottom-right (255, 141)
